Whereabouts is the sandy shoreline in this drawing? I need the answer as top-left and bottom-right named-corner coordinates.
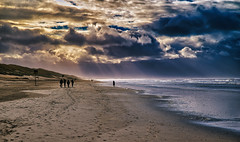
top-left (0, 80), bottom-right (239, 142)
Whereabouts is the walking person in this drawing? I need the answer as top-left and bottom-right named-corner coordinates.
top-left (113, 81), bottom-right (115, 87)
top-left (64, 79), bottom-right (66, 88)
top-left (71, 79), bottom-right (74, 87)
top-left (60, 79), bottom-right (63, 88)
top-left (67, 80), bottom-right (70, 88)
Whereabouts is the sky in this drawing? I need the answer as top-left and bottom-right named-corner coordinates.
top-left (0, 0), bottom-right (239, 78)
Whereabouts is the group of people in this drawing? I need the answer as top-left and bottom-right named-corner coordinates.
top-left (60, 78), bottom-right (116, 88)
top-left (60, 79), bottom-right (75, 88)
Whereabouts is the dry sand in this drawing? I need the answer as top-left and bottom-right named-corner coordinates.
top-left (0, 79), bottom-right (239, 142)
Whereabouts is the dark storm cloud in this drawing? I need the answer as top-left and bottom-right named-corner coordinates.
top-left (148, 6), bottom-right (240, 36)
top-left (104, 35), bottom-right (161, 58)
top-left (1, 35), bottom-right (60, 45)
top-left (85, 47), bottom-right (104, 55)
top-left (64, 28), bottom-right (86, 46)
top-left (64, 28), bottom-right (128, 46)
top-left (64, 28), bottom-right (162, 58)
top-left (0, 23), bottom-right (35, 36)
top-left (0, 42), bottom-right (9, 53)
top-left (89, 33), bottom-right (128, 45)
top-left (0, 23), bottom-right (61, 51)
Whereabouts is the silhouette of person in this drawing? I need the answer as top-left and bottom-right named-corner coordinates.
top-left (71, 79), bottom-right (74, 87)
top-left (67, 80), bottom-right (70, 88)
top-left (64, 79), bottom-right (66, 88)
top-left (60, 79), bottom-right (63, 88)
top-left (113, 81), bottom-right (115, 87)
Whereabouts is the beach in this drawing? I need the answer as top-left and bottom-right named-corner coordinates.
top-left (0, 78), bottom-right (239, 142)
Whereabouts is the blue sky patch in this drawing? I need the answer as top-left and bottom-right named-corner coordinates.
top-left (51, 25), bottom-right (69, 30)
top-left (74, 26), bottom-right (88, 31)
top-left (109, 25), bottom-right (130, 31)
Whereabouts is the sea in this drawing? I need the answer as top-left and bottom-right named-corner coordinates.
top-left (97, 78), bottom-right (240, 133)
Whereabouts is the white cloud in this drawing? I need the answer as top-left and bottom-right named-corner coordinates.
top-left (164, 52), bottom-right (180, 59)
top-left (179, 47), bottom-right (197, 58)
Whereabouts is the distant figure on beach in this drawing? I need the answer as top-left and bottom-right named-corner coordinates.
top-left (67, 80), bottom-right (70, 88)
top-left (60, 79), bottom-right (63, 88)
top-left (71, 79), bottom-right (74, 87)
top-left (113, 81), bottom-right (115, 87)
top-left (64, 79), bottom-right (66, 88)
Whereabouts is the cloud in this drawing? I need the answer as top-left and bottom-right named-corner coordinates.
top-left (0, 2), bottom-right (101, 23)
top-left (64, 27), bottom-right (110, 46)
top-left (64, 27), bottom-right (162, 58)
top-left (163, 52), bottom-right (180, 59)
top-left (179, 47), bottom-right (197, 58)
top-left (103, 35), bottom-right (161, 58)
top-left (89, 33), bottom-right (129, 46)
top-left (158, 32), bottom-right (240, 61)
top-left (0, 23), bottom-right (37, 36)
top-left (1, 35), bottom-right (60, 46)
top-left (0, 42), bottom-right (9, 53)
top-left (64, 28), bottom-right (86, 46)
top-left (85, 47), bottom-right (104, 55)
top-left (0, 23), bottom-right (61, 52)
top-left (148, 6), bottom-right (240, 36)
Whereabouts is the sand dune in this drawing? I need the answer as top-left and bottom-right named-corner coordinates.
top-left (0, 80), bottom-right (239, 142)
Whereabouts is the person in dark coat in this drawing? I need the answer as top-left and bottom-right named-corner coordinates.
top-left (64, 79), bottom-right (66, 88)
top-left (60, 79), bottom-right (63, 88)
top-left (113, 81), bottom-right (115, 87)
top-left (71, 79), bottom-right (74, 87)
top-left (67, 80), bottom-right (70, 88)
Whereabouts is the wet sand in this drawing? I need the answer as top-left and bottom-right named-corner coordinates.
top-left (0, 78), bottom-right (239, 142)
